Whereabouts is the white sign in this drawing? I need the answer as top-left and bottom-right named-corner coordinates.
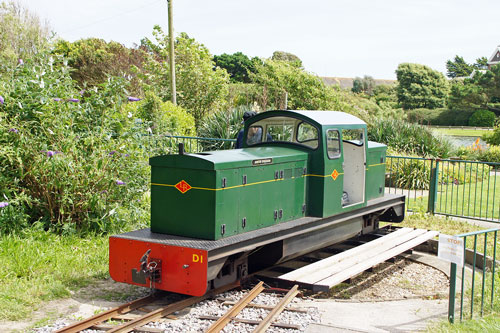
top-left (438, 234), bottom-right (465, 266)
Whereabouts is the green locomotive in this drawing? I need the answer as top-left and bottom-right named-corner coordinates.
top-left (150, 110), bottom-right (399, 240)
top-left (109, 110), bottom-right (405, 295)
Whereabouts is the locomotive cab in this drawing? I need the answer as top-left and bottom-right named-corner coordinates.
top-left (242, 111), bottom-right (379, 219)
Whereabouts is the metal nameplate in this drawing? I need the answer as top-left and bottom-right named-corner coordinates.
top-left (252, 158), bottom-right (273, 166)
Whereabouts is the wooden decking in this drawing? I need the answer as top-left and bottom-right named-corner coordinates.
top-left (277, 228), bottom-right (439, 291)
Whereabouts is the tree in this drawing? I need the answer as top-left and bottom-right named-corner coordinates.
top-left (271, 51), bottom-right (302, 67)
top-left (352, 75), bottom-right (375, 95)
top-left (446, 55), bottom-right (490, 78)
top-left (396, 63), bottom-right (449, 110)
top-left (474, 57), bottom-right (489, 70)
top-left (448, 79), bottom-right (487, 109)
top-left (53, 38), bottom-right (146, 91)
top-left (0, 1), bottom-right (50, 67)
top-left (446, 56), bottom-right (473, 78)
top-left (250, 59), bottom-right (341, 111)
top-left (141, 27), bottom-right (230, 128)
top-left (213, 52), bottom-right (261, 83)
top-left (448, 64), bottom-right (500, 114)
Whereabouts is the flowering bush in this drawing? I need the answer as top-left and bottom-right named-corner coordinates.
top-left (0, 51), bottom-right (150, 234)
top-left (455, 145), bottom-right (500, 166)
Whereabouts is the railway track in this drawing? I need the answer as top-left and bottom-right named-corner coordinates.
top-left (55, 226), bottom-right (436, 332)
top-left (55, 281), bottom-right (301, 333)
top-left (55, 282), bottom-right (239, 333)
top-left (204, 282), bottom-right (299, 332)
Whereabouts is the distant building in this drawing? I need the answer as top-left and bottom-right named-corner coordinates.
top-left (487, 45), bottom-right (500, 70)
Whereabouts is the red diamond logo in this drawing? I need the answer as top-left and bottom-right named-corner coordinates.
top-left (331, 169), bottom-right (339, 180)
top-left (175, 180), bottom-right (192, 194)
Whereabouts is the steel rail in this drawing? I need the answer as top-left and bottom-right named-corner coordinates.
top-left (253, 285), bottom-right (299, 333)
top-left (106, 281), bottom-right (240, 333)
top-left (55, 293), bottom-right (157, 333)
top-left (206, 281), bottom-right (265, 333)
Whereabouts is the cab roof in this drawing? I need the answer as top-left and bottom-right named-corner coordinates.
top-left (254, 110), bottom-right (366, 126)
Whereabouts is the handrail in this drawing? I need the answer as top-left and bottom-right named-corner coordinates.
top-left (162, 134), bottom-right (236, 142)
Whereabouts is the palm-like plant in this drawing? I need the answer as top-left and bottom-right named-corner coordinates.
top-left (198, 106), bottom-right (253, 150)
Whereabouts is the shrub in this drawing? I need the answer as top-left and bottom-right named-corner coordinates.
top-left (468, 109), bottom-right (496, 127)
top-left (386, 155), bottom-right (492, 191)
top-left (52, 38), bottom-right (146, 93)
top-left (352, 76), bottom-right (375, 95)
top-left (396, 63), bottom-right (449, 110)
top-left (483, 125), bottom-right (500, 145)
top-left (477, 146), bottom-right (500, 165)
top-left (439, 162), bottom-right (491, 185)
top-left (0, 51), bottom-right (150, 234)
top-left (406, 108), bottom-right (475, 126)
top-left (368, 118), bottom-right (452, 158)
top-left (249, 59), bottom-right (371, 121)
top-left (198, 106), bottom-right (249, 150)
top-left (451, 145), bottom-right (500, 168)
top-left (226, 83), bottom-right (262, 109)
top-left (121, 92), bottom-right (195, 136)
top-left (0, 197), bottom-right (29, 234)
top-left (386, 158), bottom-right (431, 190)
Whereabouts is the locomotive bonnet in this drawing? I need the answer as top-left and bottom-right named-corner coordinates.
top-left (109, 110), bottom-right (405, 296)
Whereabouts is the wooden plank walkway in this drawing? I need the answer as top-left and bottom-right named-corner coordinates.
top-left (278, 228), bottom-right (439, 290)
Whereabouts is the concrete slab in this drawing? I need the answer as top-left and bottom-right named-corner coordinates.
top-left (299, 298), bottom-right (448, 333)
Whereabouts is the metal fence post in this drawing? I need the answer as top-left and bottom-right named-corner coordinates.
top-left (448, 262), bottom-right (457, 323)
top-left (428, 159), bottom-right (439, 214)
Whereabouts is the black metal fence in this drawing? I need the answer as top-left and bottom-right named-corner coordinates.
top-left (386, 156), bottom-right (500, 224)
top-left (448, 228), bottom-right (499, 323)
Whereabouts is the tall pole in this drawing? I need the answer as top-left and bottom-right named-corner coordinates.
top-left (168, 0), bottom-right (176, 105)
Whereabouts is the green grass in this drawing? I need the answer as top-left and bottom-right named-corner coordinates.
top-left (0, 226), bottom-right (109, 321)
top-left (431, 128), bottom-right (491, 137)
top-left (395, 213), bottom-right (497, 254)
top-left (429, 314), bottom-right (500, 332)
top-left (394, 213), bottom-right (485, 235)
top-left (406, 176), bottom-right (500, 222)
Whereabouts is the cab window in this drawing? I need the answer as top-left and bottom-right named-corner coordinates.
top-left (326, 129), bottom-right (341, 159)
top-left (267, 123), bottom-right (293, 142)
top-left (342, 128), bottom-right (364, 146)
top-left (246, 115), bottom-right (319, 149)
top-left (246, 125), bottom-right (265, 145)
top-left (296, 122), bottom-right (318, 149)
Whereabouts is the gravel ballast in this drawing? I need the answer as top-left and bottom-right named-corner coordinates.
top-left (29, 257), bottom-right (449, 333)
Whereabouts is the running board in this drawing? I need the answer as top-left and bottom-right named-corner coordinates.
top-left (273, 228), bottom-right (439, 292)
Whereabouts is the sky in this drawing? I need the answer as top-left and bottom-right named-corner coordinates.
top-left (19, 0), bottom-right (500, 80)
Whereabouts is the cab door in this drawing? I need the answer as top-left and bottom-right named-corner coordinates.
top-left (322, 128), bottom-right (344, 216)
top-left (340, 128), bottom-right (366, 209)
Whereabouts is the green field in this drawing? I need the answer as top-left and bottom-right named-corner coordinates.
top-left (431, 128), bottom-right (492, 137)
